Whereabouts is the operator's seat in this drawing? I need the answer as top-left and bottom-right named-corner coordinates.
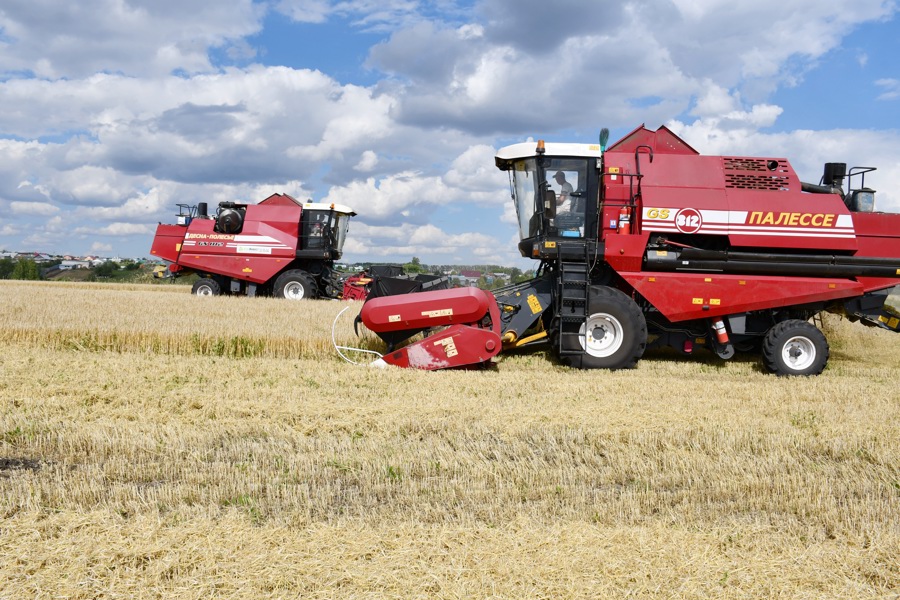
top-left (569, 192), bottom-right (585, 215)
top-left (544, 189), bottom-right (556, 218)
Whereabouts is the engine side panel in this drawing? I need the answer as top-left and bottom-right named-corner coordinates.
top-left (852, 211), bottom-right (900, 292)
top-left (167, 206), bottom-right (303, 284)
top-left (603, 150), bottom-right (858, 252)
top-left (620, 271), bottom-right (863, 322)
top-left (149, 224), bottom-right (187, 263)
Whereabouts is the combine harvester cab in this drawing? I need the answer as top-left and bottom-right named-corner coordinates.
top-left (354, 125), bottom-right (900, 374)
top-left (151, 193), bottom-right (355, 299)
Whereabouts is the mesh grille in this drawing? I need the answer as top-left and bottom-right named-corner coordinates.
top-left (724, 158), bottom-right (790, 191)
top-left (724, 158), bottom-right (768, 171)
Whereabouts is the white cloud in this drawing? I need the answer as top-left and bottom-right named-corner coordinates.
top-left (367, 0), bottom-right (897, 133)
top-left (325, 144), bottom-right (510, 226)
top-left (661, 0), bottom-right (894, 89)
top-left (355, 150), bottom-right (379, 172)
top-left (669, 119), bottom-right (900, 213)
top-left (324, 171), bottom-right (451, 223)
top-left (0, 66), bottom-right (399, 213)
top-left (276, 0), bottom-right (332, 23)
top-left (0, 0), bottom-right (897, 263)
top-left (875, 78), bottom-right (900, 101)
top-left (276, 0), bottom-right (425, 31)
top-left (91, 242), bottom-right (113, 252)
top-left (74, 222), bottom-right (155, 236)
top-left (369, 16), bottom-right (695, 133)
top-left (0, 0), bottom-right (264, 78)
top-left (9, 201), bottom-right (59, 216)
top-left (443, 144), bottom-right (507, 200)
top-left (343, 220), bottom-right (520, 265)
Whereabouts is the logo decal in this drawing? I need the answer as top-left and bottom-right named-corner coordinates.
top-left (674, 208), bottom-right (702, 234)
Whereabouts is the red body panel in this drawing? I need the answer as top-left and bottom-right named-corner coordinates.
top-left (598, 126), bottom-right (900, 322)
top-left (380, 325), bottom-right (501, 370)
top-left (342, 274), bottom-right (372, 301)
top-left (620, 272), bottom-right (863, 322)
top-left (150, 224), bottom-right (187, 263)
top-left (174, 213), bottom-right (300, 284)
top-left (852, 212), bottom-right (900, 292)
top-left (607, 124), bottom-right (699, 156)
top-left (603, 150), bottom-right (859, 252)
top-left (258, 193), bottom-right (303, 207)
top-left (150, 199), bottom-right (306, 285)
top-left (603, 232), bottom-right (650, 272)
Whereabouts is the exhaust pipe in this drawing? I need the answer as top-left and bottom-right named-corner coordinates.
top-left (801, 162), bottom-right (847, 197)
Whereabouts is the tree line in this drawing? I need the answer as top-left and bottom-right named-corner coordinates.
top-left (0, 257), bottom-right (41, 280)
top-left (0, 257), bottom-right (143, 281)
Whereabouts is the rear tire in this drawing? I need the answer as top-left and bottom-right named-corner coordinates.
top-left (192, 277), bottom-right (221, 297)
top-left (762, 320), bottom-right (829, 376)
top-left (273, 269), bottom-right (316, 300)
top-left (559, 285), bottom-right (647, 370)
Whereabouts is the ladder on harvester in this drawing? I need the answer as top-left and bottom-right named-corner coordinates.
top-left (556, 241), bottom-right (592, 356)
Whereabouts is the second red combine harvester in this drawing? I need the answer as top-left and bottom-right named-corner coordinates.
top-left (358, 125), bottom-right (900, 375)
top-left (151, 194), bottom-right (355, 299)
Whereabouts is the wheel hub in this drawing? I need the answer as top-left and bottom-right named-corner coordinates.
top-left (580, 313), bottom-right (624, 358)
top-left (285, 282), bottom-right (305, 299)
top-left (590, 325), bottom-right (609, 343)
top-left (782, 336), bottom-right (816, 371)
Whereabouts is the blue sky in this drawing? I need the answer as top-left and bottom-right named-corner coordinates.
top-left (1, 0), bottom-right (899, 268)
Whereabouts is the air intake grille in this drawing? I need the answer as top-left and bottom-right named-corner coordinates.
top-left (724, 158), bottom-right (790, 191)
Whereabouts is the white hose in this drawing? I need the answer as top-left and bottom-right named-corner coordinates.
top-left (331, 306), bottom-right (384, 366)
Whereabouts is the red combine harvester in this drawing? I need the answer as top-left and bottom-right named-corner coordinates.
top-left (357, 125), bottom-right (900, 375)
top-left (150, 193), bottom-right (355, 299)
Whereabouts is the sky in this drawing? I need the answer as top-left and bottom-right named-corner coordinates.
top-left (1, 0), bottom-right (899, 268)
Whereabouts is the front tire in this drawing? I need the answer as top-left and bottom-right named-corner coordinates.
top-left (762, 319), bottom-right (829, 376)
top-left (273, 269), bottom-right (316, 300)
top-left (559, 285), bottom-right (647, 370)
top-left (192, 277), bottom-right (221, 297)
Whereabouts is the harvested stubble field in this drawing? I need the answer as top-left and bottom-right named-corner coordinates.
top-left (1, 280), bottom-right (899, 599)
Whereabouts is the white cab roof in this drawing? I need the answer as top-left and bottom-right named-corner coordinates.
top-left (495, 141), bottom-right (603, 165)
top-left (303, 202), bottom-right (356, 216)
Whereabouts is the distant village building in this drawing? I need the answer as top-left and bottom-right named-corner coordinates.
top-left (15, 252), bottom-right (53, 263)
top-left (451, 270), bottom-right (482, 287)
top-left (59, 260), bottom-right (92, 270)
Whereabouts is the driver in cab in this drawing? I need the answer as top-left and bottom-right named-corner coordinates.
top-left (554, 171), bottom-right (573, 213)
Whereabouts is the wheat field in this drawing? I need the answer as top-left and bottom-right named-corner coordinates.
top-left (1, 280), bottom-right (899, 598)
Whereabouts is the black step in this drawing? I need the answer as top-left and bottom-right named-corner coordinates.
top-left (555, 244), bottom-right (592, 357)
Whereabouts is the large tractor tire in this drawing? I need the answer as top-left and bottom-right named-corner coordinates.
top-left (559, 285), bottom-right (647, 370)
top-left (273, 269), bottom-right (317, 300)
top-left (192, 277), bottom-right (221, 297)
top-left (762, 319), bottom-right (829, 376)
